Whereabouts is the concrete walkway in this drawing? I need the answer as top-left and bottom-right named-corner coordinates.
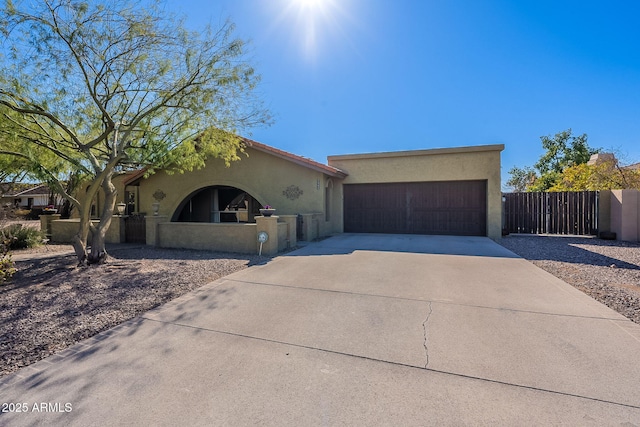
top-left (1, 234), bottom-right (640, 425)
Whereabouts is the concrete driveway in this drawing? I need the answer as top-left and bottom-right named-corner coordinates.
top-left (2, 234), bottom-right (640, 426)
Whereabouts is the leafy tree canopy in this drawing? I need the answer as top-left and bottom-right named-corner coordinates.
top-left (549, 160), bottom-right (640, 191)
top-left (506, 129), bottom-right (599, 192)
top-left (0, 0), bottom-right (271, 263)
top-left (505, 166), bottom-right (536, 193)
top-left (534, 129), bottom-right (597, 175)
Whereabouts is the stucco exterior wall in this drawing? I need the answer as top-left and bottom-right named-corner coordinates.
top-left (154, 217), bottom-right (294, 254)
top-left (610, 189), bottom-right (639, 242)
top-left (157, 222), bottom-right (258, 253)
top-left (327, 144), bottom-right (505, 239)
top-left (277, 222), bottom-right (289, 252)
top-left (137, 148), bottom-right (333, 227)
top-left (50, 217), bottom-right (124, 244)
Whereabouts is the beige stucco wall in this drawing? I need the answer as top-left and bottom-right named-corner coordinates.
top-left (157, 222), bottom-right (258, 253)
top-left (610, 189), bottom-right (639, 242)
top-left (327, 144), bottom-right (505, 240)
top-left (50, 217), bottom-right (124, 244)
top-left (137, 148), bottom-right (335, 229)
top-left (155, 217), bottom-right (293, 254)
top-left (277, 222), bottom-right (289, 252)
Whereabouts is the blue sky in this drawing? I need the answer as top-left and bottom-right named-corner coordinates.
top-left (168, 0), bottom-right (640, 187)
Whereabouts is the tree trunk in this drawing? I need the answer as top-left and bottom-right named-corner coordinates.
top-left (72, 235), bottom-right (88, 265)
top-left (72, 203), bottom-right (94, 266)
top-left (88, 231), bottom-right (107, 264)
top-left (87, 171), bottom-right (117, 265)
top-left (72, 174), bottom-right (105, 265)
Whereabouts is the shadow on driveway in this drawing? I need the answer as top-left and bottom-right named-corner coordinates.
top-left (287, 234), bottom-right (521, 259)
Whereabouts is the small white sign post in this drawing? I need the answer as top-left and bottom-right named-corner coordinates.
top-left (257, 231), bottom-right (269, 256)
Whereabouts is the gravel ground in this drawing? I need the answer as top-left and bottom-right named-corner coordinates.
top-left (499, 235), bottom-right (640, 324)
top-left (1, 245), bottom-right (270, 377)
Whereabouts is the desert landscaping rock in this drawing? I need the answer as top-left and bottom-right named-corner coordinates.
top-left (499, 235), bottom-right (640, 324)
top-left (1, 245), bottom-right (268, 377)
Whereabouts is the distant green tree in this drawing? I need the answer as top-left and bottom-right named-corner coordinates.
top-left (505, 166), bottom-right (537, 192)
top-left (0, 0), bottom-right (271, 264)
top-left (534, 129), bottom-right (598, 175)
top-left (550, 159), bottom-right (640, 191)
top-left (507, 129), bottom-right (600, 192)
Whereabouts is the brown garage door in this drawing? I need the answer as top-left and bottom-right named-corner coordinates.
top-left (343, 180), bottom-right (487, 236)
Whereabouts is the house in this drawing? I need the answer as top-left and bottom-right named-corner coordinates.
top-left (587, 153), bottom-right (640, 173)
top-left (587, 152), bottom-right (617, 166)
top-left (51, 139), bottom-right (505, 253)
top-left (1, 184), bottom-right (53, 209)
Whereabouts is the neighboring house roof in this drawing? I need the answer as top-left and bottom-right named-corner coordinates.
top-left (124, 138), bottom-right (347, 186)
top-left (3, 184), bottom-right (51, 197)
top-left (0, 182), bottom-right (39, 196)
top-left (624, 162), bottom-right (640, 171)
top-left (587, 153), bottom-right (616, 166)
top-left (585, 153), bottom-right (640, 171)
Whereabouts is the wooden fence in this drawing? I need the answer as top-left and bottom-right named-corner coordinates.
top-left (503, 191), bottom-right (599, 235)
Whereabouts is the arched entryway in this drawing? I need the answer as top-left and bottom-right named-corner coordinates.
top-left (172, 185), bottom-right (262, 223)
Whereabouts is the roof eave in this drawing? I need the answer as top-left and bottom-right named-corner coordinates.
top-left (123, 169), bottom-right (148, 186)
top-left (242, 138), bottom-right (347, 178)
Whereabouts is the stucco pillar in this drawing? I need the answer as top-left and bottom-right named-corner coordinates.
top-left (278, 215), bottom-right (298, 249)
top-left (106, 215), bottom-right (126, 244)
top-left (255, 215), bottom-right (279, 255)
top-left (39, 214), bottom-right (61, 238)
top-left (299, 213), bottom-right (318, 241)
top-left (610, 190), bottom-right (639, 242)
top-left (146, 215), bottom-right (168, 247)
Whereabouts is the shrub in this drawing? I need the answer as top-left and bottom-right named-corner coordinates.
top-left (0, 237), bottom-right (16, 283)
top-left (0, 252), bottom-right (16, 283)
top-left (14, 209), bottom-right (31, 218)
top-left (0, 224), bottom-right (47, 250)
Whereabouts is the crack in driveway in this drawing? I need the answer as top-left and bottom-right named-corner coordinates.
top-left (423, 301), bottom-right (433, 368)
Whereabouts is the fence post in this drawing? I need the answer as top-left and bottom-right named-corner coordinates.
top-left (544, 192), bottom-right (550, 234)
top-left (39, 213), bottom-right (61, 240)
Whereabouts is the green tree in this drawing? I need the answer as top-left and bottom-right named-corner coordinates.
top-left (0, 126), bottom-right (46, 183)
top-left (505, 166), bottom-right (537, 192)
top-left (534, 129), bottom-right (598, 176)
top-left (550, 159), bottom-right (640, 191)
top-left (0, 0), bottom-right (270, 264)
top-left (507, 129), bottom-right (599, 192)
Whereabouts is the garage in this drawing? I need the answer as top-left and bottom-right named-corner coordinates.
top-left (343, 180), bottom-right (487, 236)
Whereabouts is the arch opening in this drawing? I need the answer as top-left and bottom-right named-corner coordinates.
top-left (172, 185), bottom-right (262, 223)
